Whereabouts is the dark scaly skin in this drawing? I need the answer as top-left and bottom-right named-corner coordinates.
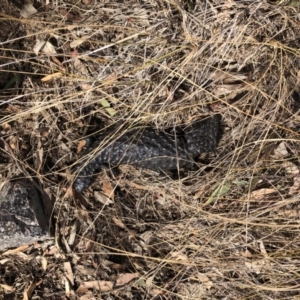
top-left (74, 115), bottom-right (221, 193)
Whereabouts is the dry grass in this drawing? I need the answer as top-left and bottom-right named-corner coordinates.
top-left (1, 0), bottom-right (300, 299)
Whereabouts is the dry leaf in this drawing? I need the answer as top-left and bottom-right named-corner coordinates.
top-left (240, 249), bottom-right (252, 258)
top-left (76, 265), bottom-right (96, 277)
top-left (1, 122), bottom-right (11, 131)
top-left (77, 139), bottom-right (87, 153)
top-left (284, 161), bottom-right (299, 176)
top-left (3, 245), bottom-right (29, 255)
top-left (245, 260), bottom-right (265, 274)
top-left (0, 258), bottom-right (10, 264)
top-left (273, 142), bottom-right (289, 159)
top-left (149, 288), bottom-right (162, 297)
top-left (281, 161), bottom-right (300, 195)
top-left (289, 176), bottom-right (300, 195)
top-left (153, 191), bottom-right (166, 206)
top-left (47, 246), bottom-right (60, 256)
top-left (9, 137), bottom-right (17, 150)
top-left (177, 282), bottom-right (206, 297)
top-left (75, 238), bottom-right (93, 252)
top-left (94, 191), bottom-right (113, 205)
top-left (51, 56), bottom-right (64, 68)
top-left (81, 83), bottom-right (93, 90)
top-left (41, 72), bottom-right (63, 82)
top-left (67, 223), bottom-right (77, 246)
top-left (33, 147), bottom-right (43, 172)
top-left (115, 273), bottom-right (139, 286)
top-left (209, 71), bottom-right (247, 83)
top-left (112, 216), bottom-right (126, 229)
top-left (143, 276), bottom-right (154, 289)
top-left (70, 37), bottom-right (88, 48)
top-left (73, 57), bottom-right (89, 77)
top-left (101, 174), bottom-right (114, 200)
top-left (198, 273), bottom-right (213, 290)
top-left (193, 186), bottom-right (207, 199)
top-left (0, 284), bottom-right (14, 292)
top-left (59, 9), bottom-right (81, 22)
top-left (258, 240), bottom-right (268, 257)
top-left (20, 3), bottom-right (37, 18)
top-left (170, 251), bottom-right (188, 261)
top-left (76, 281), bottom-right (113, 294)
top-left (15, 252), bottom-right (32, 261)
top-left (63, 188), bottom-right (74, 200)
top-left (72, 56), bottom-right (93, 90)
top-left (213, 83), bottom-right (245, 96)
top-left (79, 295), bottom-right (96, 300)
top-left (23, 280), bottom-right (42, 300)
top-left (64, 262), bottom-right (74, 285)
top-left (139, 231), bottom-right (153, 247)
top-left (65, 277), bottom-right (71, 298)
top-left (41, 257), bottom-right (47, 271)
top-left (250, 188), bottom-right (276, 200)
top-left (34, 40), bottom-right (57, 55)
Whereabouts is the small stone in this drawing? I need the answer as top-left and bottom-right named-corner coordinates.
top-left (0, 180), bottom-right (50, 251)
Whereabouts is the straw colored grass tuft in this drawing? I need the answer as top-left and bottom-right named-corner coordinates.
top-left (1, 0), bottom-right (300, 298)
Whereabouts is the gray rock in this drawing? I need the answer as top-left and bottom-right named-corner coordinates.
top-left (0, 180), bottom-right (49, 250)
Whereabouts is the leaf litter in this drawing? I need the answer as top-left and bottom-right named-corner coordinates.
top-left (1, 0), bottom-right (300, 299)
